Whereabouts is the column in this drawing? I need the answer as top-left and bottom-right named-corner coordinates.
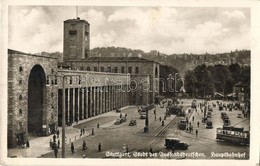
top-left (111, 86), bottom-right (114, 110)
top-left (93, 87), bottom-right (96, 116)
top-left (96, 87), bottom-right (100, 115)
top-left (101, 87), bottom-right (106, 113)
top-left (84, 88), bottom-right (88, 119)
top-left (81, 88), bottom-right (84, 120)
top-left (72, 88), bottom-right (75, 123)
top-left (105, 86), bottom-right (108, 112)
top-left (89, 87), bottom-right (93, 117)
top-left (77, 88), bottom-right (80, 121)
top-left (67, 88), bottom-right (70, 124)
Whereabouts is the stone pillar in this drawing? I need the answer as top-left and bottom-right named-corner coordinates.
top-left (89, 87), bottom-right (93, 117)
top-left (77, 88), bottom-right (80, 121)
top-left (84, 88), bottom-right (87, 119)
top-left (110, 86), bottom-right (113, 110)
top-left (93, 87), bottom-right (96, 116)
top-left (81, 88), bottom-right (84, 120)
top-left (72, 88), bottom-right (75, 123)
top-left (67, 88), bottom-right (70, 124)
top-left (97, 86), bottom-right (100, 115)
top-left (101, 87), bottom-right (105, 113)
top-left (105, 86), bottom-right (108, 112)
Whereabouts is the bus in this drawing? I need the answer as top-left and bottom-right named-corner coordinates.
top-left (216, 126), bottom-right (249, 145)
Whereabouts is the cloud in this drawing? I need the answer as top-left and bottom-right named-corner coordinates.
top-left (8, 6), bottom-right (250, 54)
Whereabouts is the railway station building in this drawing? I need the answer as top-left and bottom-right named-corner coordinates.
top-left (8, 17), bottom-right (160, 148)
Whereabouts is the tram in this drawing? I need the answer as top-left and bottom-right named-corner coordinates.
top-left (178, 117), bottom-right (187, 130)
top-left (216, 126), bottom-right (249, 145)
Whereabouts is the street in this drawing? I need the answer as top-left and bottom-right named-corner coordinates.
top-left (39, 99), bottom-right (249, 159)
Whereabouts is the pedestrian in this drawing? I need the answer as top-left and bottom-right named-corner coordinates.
top-left (159, 117), bottom-right (161, 121)
top-left (53, 134), bottom-right (56, 142)
top-left (149, 147), bottom-right (153, 154)
top-left (57, 129), bottom-right (60, 138)
top-left (25, 140), bottom-right (29, 148)
top-left (195, 129), bottom-right (198, 138)
top-left (120, 113), bottom-right (122, 118)
top-left (54, 147), bottom-right (58, 158)
top-left (98, 143), bottom-right (101, 152)
top-left (83, 140), bottom-right (87, 150)
top-left (58, 139), bottom-right (60, 149)
top-left (197, 121), bottom-right (200, 127)
top-left (80, 129), bottom-right (83, 136)
top-left (192, 116), bottom-right (194, 121)
top-left (97, 123), bottom-right (100, 128)
top-left (71, 142), bottom-right (75, 154)
top-left (126, 145), bottom-right (129, 153)
top-left (186, 126), bottom-right (189, 132)
top-left (125, 113), bottom-right (128, 118)
top-left (49, 139), bottom-right (52, 148)
top-left (83, 128), bottom-right (85, 135)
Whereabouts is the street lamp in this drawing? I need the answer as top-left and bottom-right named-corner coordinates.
top-left (47, 73), bottom-right (81, 158)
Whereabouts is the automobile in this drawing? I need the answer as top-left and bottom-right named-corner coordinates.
top-left (224, 119), bottom-right (230, 126)
top-left (207, 112), bottom-right (212, 118)
top-left (114, 119), bottom-right (122, 125)
top-left (129, 119), bottom-right (137, 126)
top-left (206, 120), bottom-right (213, 129)
top-left (237, 114), bottom-right (242, 118)
top-left (165, 138), bottom-right (189, 150)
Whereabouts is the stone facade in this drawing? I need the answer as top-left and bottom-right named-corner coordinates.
top-left (8, 50), bottom-right (58, 148)
top-left (60, 57), bottom-right (160, 104)
top-left (63, 18), bottom-right (90, 61)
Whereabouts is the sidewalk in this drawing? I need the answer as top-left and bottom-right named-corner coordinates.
top-left (7, 106), bottom-right (133, 158)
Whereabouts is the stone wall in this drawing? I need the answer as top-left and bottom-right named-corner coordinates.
top-left (8, 51), bottom-right (58, 148)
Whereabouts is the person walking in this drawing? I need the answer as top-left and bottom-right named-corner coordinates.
top-left (192, 116), bottom-right (194, 121)
top-left (98, 143), bottom-right (101, 152)
top-left (54, 147), bottom-right (58, 158)
top-left (195, 129), bottom-right (198, 138)
top-left (83, 140), bottom-right (87, 150)
top-left (197, 121), bottom-right (200, 127)
top-left (126, 145), bottom-right (129, 153)
top-left (71, 142), bottom-right (75, 154)
top-left (53, 134), bottom-right (56, 142)
top-left (57, 139), bottom-right (60, 149)
top-left (26, 140), bottom-right (30, 148)
top-left (56, 129), bottom-right (60, 138)
top-left (149, 147), bottom-right (153, 154)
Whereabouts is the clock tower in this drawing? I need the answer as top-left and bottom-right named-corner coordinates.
top-left (63, 17), bottom-right (90, 61)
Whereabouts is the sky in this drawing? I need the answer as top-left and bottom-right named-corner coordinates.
top-left (8, 6), bottom-right (250, 55)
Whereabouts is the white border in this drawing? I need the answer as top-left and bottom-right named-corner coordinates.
top-left (1, 0), bottom-right (260, 166)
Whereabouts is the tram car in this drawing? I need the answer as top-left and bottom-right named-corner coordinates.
top-left (178, 117), bottom-right (187, 130)
top-left (191, 100), bottom-right (197, 109)
top-left (216, 126), bottom-right (249, 145)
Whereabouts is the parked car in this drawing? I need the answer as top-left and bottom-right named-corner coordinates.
top-left (165, 138), bottom-right (189, 150)
top-left (129, 120), bottom-right (137, 126)
top-left (114, 119), bottom-right (122, 125)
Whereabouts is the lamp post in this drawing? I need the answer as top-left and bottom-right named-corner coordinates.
top-left (47, 73), bottom-right (81, 158)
